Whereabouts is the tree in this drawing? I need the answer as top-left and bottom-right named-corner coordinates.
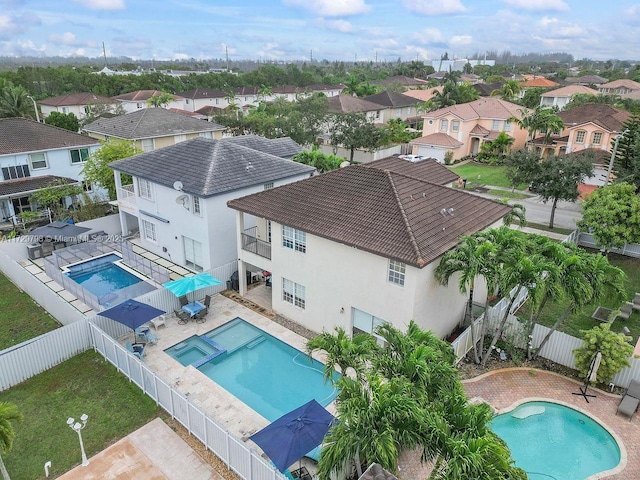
top-left (612, 115), bottom-right (640, 190)
top-left (293, 148), bottom-right (344, 172)
top-left (0, 402), bottom-right (23, 480)
top-left (328, 112), bottom-right (384, 162)
top-left (381, 119), bottom-right (419, 145)
top-left (520, 87), bottom-right (545, 108)
top-left (30, 179), bottom-right (83, 220)
top-left (0, 81), bottom-right (35, 119)
top-left (508, 105), bottom-right (563, 143)
top-left (44, 111), bottom-right (79, 132)
top-left (490, 80), bottom-right (522, 102)
top-left (82, 140), bottom-right (140, 200)
top-left (81, 101), bottom-right (125, 127)
top-left (578, 183), bottom-right (640, 254)
top-left (145, 92), bottom-right (173, 107)
top-left (573, 324), bottom-right (633, 385)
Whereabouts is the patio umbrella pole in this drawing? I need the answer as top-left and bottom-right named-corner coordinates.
top-left (572, 351), bottom-right (600, 403)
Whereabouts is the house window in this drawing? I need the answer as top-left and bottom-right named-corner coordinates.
top-left (174, 134), bottom-right (187, 144)
top-left (440, 119), bottom-right (448, 131)
top-left (264, 182), bottom-right (274, 190)
top-left (62, 107), bottom-right (69, 114)
top-left (136, 102), bottom-right (143, 109)
top-left (1, 165), bottom-right (30, 180)
top-left (396, 107), bottom-right (403, 116)
top-left (592, 132), bottom-right (603, 146)
top-left (141, 139), bottom-right (154, 152)
top-left (388, 259), bottom-right (406, 286)
top-left (375, 110), bottom-right (381, 120)
top-left (353, 308), bottom-right (387, 343)
top-left (282, 278), bottom-right (306, 309)
top-left (29, 153), bottom-right (48, 170)
top-left (267, 220), bottom-right (272, 243)
top-left (138, 178), bottom-right (153, 200)
top-left (141, 219), bottom-right (157, 242)
top-left (183, 236), bottom-right (203, 271)
top-left (185, 99), bottom-right (190, 104)
top-left (82, 181), bottom-right (93, 192)
top-left (282, 225), bottom-right (306, 253)
top-left (575, 130), bottom-right (586, 144)
top-left (192, 196), bottom-right (201, 215)
top-left (451, 120), bottom-right (460, 132)
top-left (492, 120), bottom-right (500, 130)
top-left (198, 131), bottom-right (213, 139)
top-left (215, 98), bottom-right (220, 105)
top-left (504, 121), bottom-right (512, 132)
top-left (70, 148), bottom-right (89, 164)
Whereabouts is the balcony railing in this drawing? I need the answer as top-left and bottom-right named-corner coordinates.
top-left (241, 233), bottom-right (271, 260)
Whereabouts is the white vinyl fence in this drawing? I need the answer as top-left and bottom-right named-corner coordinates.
top-left (574, 232), bottom-right (640, 258)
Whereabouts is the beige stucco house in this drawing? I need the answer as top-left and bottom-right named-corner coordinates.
top-left (539, 85), bottom-right (598, 110)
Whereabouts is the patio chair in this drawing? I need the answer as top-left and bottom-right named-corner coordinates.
top-left (194, 295), bottom-right (211, 324)
top-left (617, 379), bottom-right (640, 420)
top-left (125, 341), bottom-right (145, 359)
top-left (618, 302), bottom-right (634, 320)
top-left (179, 295), bottom-right (189, 307)
top-left (632, 293), bottom-right (640, 311)
top-left (174, 309), bottom-right (190, 325)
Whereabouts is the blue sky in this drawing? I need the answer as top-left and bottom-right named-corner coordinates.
top-left (1, 0), bottom-right (639, 62)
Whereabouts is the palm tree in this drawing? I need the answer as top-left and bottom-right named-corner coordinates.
top-left (0, 402), bottom-right (23, 480)
top-left (145, 91), bottom-right (173, 108)
top-left (509, 105), bottom-right (563, 144)
top-left (490, 79), bottom-right (522, 102)
top-left (0, 82), bottom-right (34, 119)
top-left (501, 202), bottom-right (527, 227)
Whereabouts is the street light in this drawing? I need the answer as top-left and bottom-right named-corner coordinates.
top-left (67, 414), bottom-right (89, 467)
top-left (26, 95), bottom-right (40, 123)
top-left (605, 129), bottom-right (630, 185)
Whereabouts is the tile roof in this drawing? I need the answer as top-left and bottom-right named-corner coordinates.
top-left (327, 94), bottom-right (384, 113)
top-left (364, 91), bottom-right (421, 107)
top-left (175, 88), bottom-right (227, 99)
top-left (565, 75), bottom-right (608, 85)
top-left (38, 92), bottom-right (116, 106)
top-left (472, 82), bottom-right (503, 96)
top-left (366, 155), bottom-right (459, 186)
top-left (424, 98), bottom-right (525, 121)
top-left (0, 175), bottom-right (78, 197)
top-left (195, 105), bottom-right (224, 115)
top-left (411, 133), bottom-right (464, 147)
top-left (540, 85), bottom-right (598, 98)
top-left (109, 136), bottom-right (314, 197)
top-left (469, 124), bottom-right (491, 136)
top-left (374, 75), bottom-right (429, 87)
top-left (401, 87), bottom-right (443, 102)
top-left (558, 104), bottom-right (630, 132)
top-left (520, 77), bottom-right (559, 88)
top-left (227, 165), bottom-right (511, 268)
top-left (112, 90), bottom-right (184, 102)
top-left (0, 117), bottom-right (99, 155)
top-left (82, 108), bottom-right (225, 139)
top-left (599, 79), bottom-right (640, 90)
top-left (220, 135), bottom-right (303, 158)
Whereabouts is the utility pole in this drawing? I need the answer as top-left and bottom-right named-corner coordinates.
top-left (375, 51), bottom-right (377, 63)
top-left (310, 49), bottom-right (313, 63)
top-left (225, 46), bottom-right (229, 71)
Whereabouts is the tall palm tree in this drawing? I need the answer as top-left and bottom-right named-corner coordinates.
top-left (0, 82), bottom-right (34, 119)
top-left (145, 91), bottom-right (173, 108)
top-left (0, 402), bottom-right (23, 480)
top-left (501, 202), bottom-right (527, 227)
top-left (490, 79), bottom-right (522, 102)
top-left (509, 105), bottom-right (563, 144)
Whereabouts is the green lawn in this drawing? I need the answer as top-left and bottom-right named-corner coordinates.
top-left (0, 271), bottom-right (60, 350)
top-left (517, 251), bottom-right (640, 342)
top-left (487, 189), bottom-right (531, 200)
top-left (0, 350), bottom-right (162, 479)
top-left (448, 162), bottom-right (527, 190)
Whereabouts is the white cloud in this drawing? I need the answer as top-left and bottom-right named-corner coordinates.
top-left (537, 17), bottom-right (585, 38)
top-left (48, 32), bottom-right (96, 47)
top-left (310, 18), bottom-right (353, 32)
top-left (0, 39), bottom-right (47, 56)
top-left (256, 42), bottom-right (287, 60)
top-left (450, 34), bottom-right (473, 46)
top-left (283, 0), bottom-right (370, 17)
top-left (0, 13), bottom-right (41, 40)
top-left (400, 0), bottom-right (466, 15)
top-left (73, 0), bottom-right (125, 11)
top-left (412, 28), bottom-right (444, 44)
top-left (503, 0), bottom-right (569, 11)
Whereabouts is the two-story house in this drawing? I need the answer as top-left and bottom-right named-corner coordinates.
top-left (228, 164), bottom-right (510, 339)
top-left (327, 94), bottom-right (385, 123)
top-left (176, 89), bottom-right (230, 112)
top-left (539, 85), bottom-right (598, 110)
top-left (38, 93), bottom-right (118, 120)
top-left (112, 90), bottom-right (186, 113)
top-left (598, 79), bottom-right (640, 96)
top-left (363, 91), bottom-right (422, 124)
top-left (410, 98), bottom-right (528, 162)
top-left (109, 135), bottom-right (315, 271)
top-left (0, 118), bottom-right (102, 222)
top-left (82, 108), bottom-right (226, 152)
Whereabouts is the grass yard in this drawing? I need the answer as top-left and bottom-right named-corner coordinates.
top-left (448, 162), bottom-right (527, 190)
top-left (0, 271), bottom-right (60, 350)
top-left (517, 251), bottom-right (640, 342)
top-left (0, 350), bottom-right (162, 479)
top-left (487, 189), bottom-right (531, 200)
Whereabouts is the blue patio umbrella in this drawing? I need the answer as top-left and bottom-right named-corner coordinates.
top-left (249, 399), bottom-right (334, 473)
top-left (99, 299), bottom-right (165, 331)
top-left (162, 272), bottom-right (222, 298)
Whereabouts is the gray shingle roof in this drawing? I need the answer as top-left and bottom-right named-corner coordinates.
top-left (364, 91), bottom-right (421, 108)
top-left (0, 175), bottom-right (78, 197)
top-left (109, 136), bottom-right (315, 197)
top-left (0, 118), bottom-right (99, 155)
top-left (82, 108), bottom-right (225, 140)
top-left (221, 135), bottom-right (303, 158)
top-left (228, 165), bottom-right (511, 268)
top-left (366, 156), bottom-right (459, 186)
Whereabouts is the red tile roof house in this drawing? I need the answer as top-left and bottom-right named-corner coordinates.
top-left (410, 98), bottom-right (529, 162)
top-left (227, 162), bottom-right (511, 340)
top-left (38, 93), bottom-right (118, 120)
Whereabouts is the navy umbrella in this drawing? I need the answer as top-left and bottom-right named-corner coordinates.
top-left (99, 299), bottom-right (165, 332)
top-left (249, 399), bottom-right (334, 473)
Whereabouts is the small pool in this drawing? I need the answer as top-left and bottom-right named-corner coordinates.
top-left (491, 401), bottom-right (621, 480)
top-left (165, 318), bottom-right (339, 421)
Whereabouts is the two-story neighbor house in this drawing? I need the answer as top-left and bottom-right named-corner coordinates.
top-left (228, 165), bottom-right (511, 339)
top-left (0, 118), bottom-right (101, 222)
top-left (38, 93), bottom-right (118, 120)
top-left (112, 90), bottom-right (186, 113)
top-left (83, 108), bottom-right (226, 152)
top-left (363, 91), bottom-right (422, 124)
top-left (109, 135), bottom-right (315, 271)
top-left (539, 85), bottom-right (598, 110)
top-left (410, 98), bottom-right (528, 162)
top-left (176, 89), bottom-right (229, 112)
top-left (327, 94), bottom-right (385, 123)
top-left (598, 79), bottom-right (640, 96)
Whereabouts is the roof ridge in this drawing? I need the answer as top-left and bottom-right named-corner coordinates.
top-left (129, 108), bottom-right (150, 137)
top-left (385, 170), bottom-right (425, 267)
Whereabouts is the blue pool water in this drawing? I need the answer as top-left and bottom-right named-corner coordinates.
top-left (491, 401), bottom-right (620, 480)
top-left (66, 254), bottom-right (143, 297)
top-left (165, 318), bottom-right (339, 421)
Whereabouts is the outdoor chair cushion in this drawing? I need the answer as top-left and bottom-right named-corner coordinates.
top-left (617, 395), bottom-right (639, 419)
top-left (632, 293), bottom-right (640, 311)
top-left (619, 302), bottom-right (634, 320)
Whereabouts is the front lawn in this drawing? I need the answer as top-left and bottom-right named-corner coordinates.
top-left (0, 350), bottom-right (161, 479)
top-left (0, 271), bottom-right (60, 350)
top-left (448, 162), bottom-right (527, 190)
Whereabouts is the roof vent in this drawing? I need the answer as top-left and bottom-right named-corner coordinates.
top-left (246, 162), bottom-right (253, 171)
top-left (440, 208), bottom-right (447, 216)
top-left (448, 208), bottom-right (455, 215)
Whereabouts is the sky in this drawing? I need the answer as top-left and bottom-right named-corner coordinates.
top-left (2, 0), bottom-right (640, 63)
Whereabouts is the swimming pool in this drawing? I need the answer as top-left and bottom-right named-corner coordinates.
top-left (165, 318), bottom-right (339, 421)
top-left (491, 401), bottom-right (621, 480)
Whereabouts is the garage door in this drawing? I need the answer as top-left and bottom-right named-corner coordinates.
top-left (416, 146), bottom-right (446, 162)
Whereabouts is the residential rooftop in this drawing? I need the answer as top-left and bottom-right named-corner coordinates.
top-left (366, 155), bottom-right (459, 186)
top-left (423, 97), bottom-right (525, 121)
top-left (0, 117), bottom-right (99, 155)
top-left (38, 92), bottom-right (116, 106)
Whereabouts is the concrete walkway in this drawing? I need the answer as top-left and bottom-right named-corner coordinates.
top-left (58, 418), bottom-right (224, 480)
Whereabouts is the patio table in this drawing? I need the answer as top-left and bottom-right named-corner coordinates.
top-left (182, 301), bottom-right (205, 318)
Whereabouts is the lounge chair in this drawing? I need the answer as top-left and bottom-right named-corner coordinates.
top-left (632, 293), bottom-right (640, 311)
top-left (617, 379), bottom-right (640, 420)
top-left (618, 302), bottom-right (634, 320)
top-left (125, 341), bottom-right (145, 359)
top-left (174, 309), bottom-right (190, 325)
top-left (179, 295), bottom-right (189, 307)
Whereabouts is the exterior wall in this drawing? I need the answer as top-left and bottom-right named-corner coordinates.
top-left (184, 97), bottom-right (229, 112)
top-left (564, 124), bottom-right (613, 154)
top-left (540, 95), bottom-right (570, 110)
top-left (117, 99), bottom-right (185, 114)
top-left (40, 104), bottom-right (87, 120)
top-left (85, 131), bottom-right (223, 151)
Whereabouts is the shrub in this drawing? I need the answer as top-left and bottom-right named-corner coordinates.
top-left (573, 323), bottom-right (633, 384)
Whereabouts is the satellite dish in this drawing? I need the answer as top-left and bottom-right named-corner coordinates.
top-left (173, 180), bottom-right (183, 191)
top-left (175, 194), bottom-right (189, 205)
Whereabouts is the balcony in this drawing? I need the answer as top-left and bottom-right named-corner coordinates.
top-left (241, 230), bottom-right (271, 260)
top-left (117, 184), bottom-right (138, 215)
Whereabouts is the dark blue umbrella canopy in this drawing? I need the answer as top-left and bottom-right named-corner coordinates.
top-left (99, 299), bottom-right (165, 330)
top-left (249, 399), bottom-right (334, 472)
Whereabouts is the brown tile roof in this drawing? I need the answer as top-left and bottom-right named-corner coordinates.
top-left (113, 90), bottom-right (183, 102)
top-left (402, 87), bottom-right (443, 102)
top-left (472, 82), bottom-right (503, 96)
top-left (565, 75), bottom-right (608, 85)
top-left (0, 175), bottom-right (78, 197)
top-left (469, 124), bottom-right (491, 136)
top-left (227, 165), bottom-right (511, 267)
top-left (39, 92), bottom-right (116, 107)
top-left (0, 117), bottom-right (99, 155)
top-left (541, 85), bottom-right (598, 98)
top-left (558, 104), bottom-right (630, 132)
top-left (599, 79), bottom-right (640, 90)
top-left (364, 91), bottom-right (421, 108)
top-left (327, 94), bottom-right (384, 113)
top-left (425, 98), bottom-right (525, 121)
top-left (520, 77), bottom-right (559, 88)
top-left (366, 155), bottom-right (459, 186)
top-left (195, 105), bottom-right (224, 115)
top-left (411, 132), bottom-right (463, 147)
top-left (529, 135), bottom-right (569, 145)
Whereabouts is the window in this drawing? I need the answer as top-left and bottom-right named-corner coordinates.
top-left (492, 120), bottom-right (500, 130)
top-left (183, 236), bottom-right (203, 271)
top-left (353, 308), bottom-right (387, 344)
top-left (592, 132), bottom-right (603, 146)
top-left (198, 131), bottom-right (213, 139)
top-left (267, 220), bottom-right (272, 243)
top-left (264, 182), bottom-right (274, 190)
top-left (440, 119), bottom-right (448, 131)
top-left (185, 99), bottom-right (190, 104)
top-left (141, 139), bottom-right (154, 152)
top-left (2, 165), bottom-right (30, 180)
top-left (451, 120), bottom-right (460, 132)
top-left (136, 102), bottom-right (143, 109)
top-left (375, 110), bottom-right (381, 120)
top-left (282, 278), bottom-right (306, 309)
top-left (82, 181), bottom-right (93, 192)
top-left (575, 130), bottom-right (586, 144)
top-left (215, 98), bottom-right (220, 105)
top-left (62, 107), bottom-right (69, 114)
top-left (388, 259), bottom-right (406, 286)
top-left (396, 107), bottom-right (403, 116)
top-left (192, 196), bottom-right (201, 215)
top-left (138, 178), bottom-right (153, 200)
top-left (174, 134), bottom-right (187, 144)
top-left (141, 219), bottom-right (157, 242)
top-left (282, 225), bottom-right (306, 253)
top-left (504, 121), bottom-right (512, 132)
top-left (29, 153), bottom-right (48, 170)
top-left (70, 148), bottom-right (89, 164)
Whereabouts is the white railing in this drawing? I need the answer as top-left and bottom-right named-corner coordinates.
top-left (117, 185), bottom-right (137, 208)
